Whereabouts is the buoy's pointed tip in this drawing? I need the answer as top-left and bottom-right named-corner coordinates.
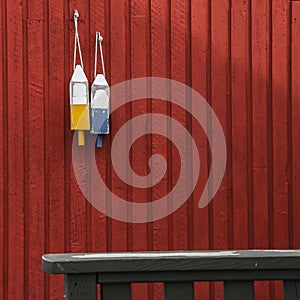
top-left (93, 74), bottom-right (108, 87)
top-left (71, 65), bottom-right (88, 82)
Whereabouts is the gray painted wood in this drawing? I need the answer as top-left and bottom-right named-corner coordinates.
top-left (97, 269), bottom-right (300, 283)
top-left (101, 283), bottom-right (131, 300)
top-left (41, 250), bottom-right (300, 299)
top-left (284, 280), bottom-right (300, 300)
top-left (164, 282), bottom-right (194, 300)
top-left (64, 274), bottom-right (97, 300)
top-left (224, 281), bottom-right (254, 300)
top-left (42, 250), bottom-right (300, 274)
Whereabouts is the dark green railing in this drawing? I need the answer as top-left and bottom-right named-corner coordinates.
top-left (42, 250), bottom-right (300, 300)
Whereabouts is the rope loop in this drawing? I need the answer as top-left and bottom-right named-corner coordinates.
top-left (73, 9), bottom-right (84, 70)
top-left (94, 32), bottom-right (106, 79)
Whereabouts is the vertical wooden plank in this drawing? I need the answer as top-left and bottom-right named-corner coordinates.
top-left (23, 4), bottom-right (29, 298)
top-left (84, 0), bottom-right (92, 254)
top-left (185, 0), bottom-right (193, 253)
top-left (191, 0), bottom-right (210, 298)
top-left (64, 274), bottom-right (97, 300)
top-left (246, 0), bottom-right (254, 254)
top-left (101, 283), bottom-right (131, 300)
top-left (125, 2), bottom-right (133, 298)
top-left (48, 0), bottom-right (65, 298)
top-left (104, 0), bottom-right (112, 259)
top-left (6, 0), bottom-right (25, 298)
top-left (0, 0), bottom-right (4, 298)
top-left (43, 0), bottom-right (50, 299)
top-left (191, 0), bottom-right (209, 252)
top-left (164, 282), bottom-right (194, 300)
top-left (211, 0), bottom-right (230, 298)
top-left (146, 2), bottom-right (153, 299)
top-left (151, 0), bottom-right (169, 299)
top-left (251, 0), bottom-right (271, 299)
top-left (27, 4), bottom-right (45, 298)
top-left (27, 3), bottom-right (45, 300)
top-left (224, 281), bottom-right (254, 300)
top-left (272, 0), bottom-right (290, 299)
top-left (90, 0), bottom-right (108, 255)
top-left (210, 0), bottom-right (229, 248)
top-left (251, 0), bottom-right (270, 249)
top-left (291, 1), bottom-right (300, 249)
top-left (63, 0), bottom-right (71, 257)
top-left (110, 0), bottom-right (127, 256)
top-left (170, 0), bottom-right (188, 253)
top-left (284, 281), bottom-right (300, 300)
top-left (67, 0), bottom-right (88, 254)
top-left (271, 0), bottom-right (289, 251)
top-left (130, 0), bottom-right (149, 298)
top-left (231, 0), bottom-right (249, 250)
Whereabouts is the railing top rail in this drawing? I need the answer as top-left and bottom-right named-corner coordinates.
top-left (42, 250), bottom-right (300, 275)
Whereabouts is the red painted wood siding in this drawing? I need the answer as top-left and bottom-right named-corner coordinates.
top-left (0, 0), bottom-right (299, 299)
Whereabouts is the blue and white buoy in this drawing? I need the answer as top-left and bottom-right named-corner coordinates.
top-left (91, 32), bottom-right (110, 148)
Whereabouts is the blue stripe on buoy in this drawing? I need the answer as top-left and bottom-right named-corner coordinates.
top-left (96, 135), bottom-right (103, 148)
top-left (91, 108), bottom-right (109, 134)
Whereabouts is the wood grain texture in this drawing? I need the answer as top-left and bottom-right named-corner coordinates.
top-left (110, 0), bottom-right (127, 266)
top-left (151, 0), bottom-right (169, 299)
top-left (27, 16), bottom-right (45, 300)
top-left (210, 0), bottom-right (229, 254)
top-left (130, 0), bottom-right (149, 298)
top-left (211, 0), bottom-right (230, 298)
top-left (291, 1), bottom-right (300, 251)
top-left (48, 0), bottom-right (65, 298)
top-left (191, 0), bottom-right (210, 298)
top-left (271, 1), bottom-right (290, 299)
top-left (1, 0), bottom-right (300, 299)
top-left (68, 0), bottom-right (88, 255)
top-left (26, 2), bottom-right (45, 300)
top-left (90, 0), bottom-right (108, 255)
top-left (7, 0), bottom-right (25, 298)
top-left (170, 0), bottom-right (189, 255)
top-left (231, 0), bottom-right (249, 251)
top-left (251, 1), bottom-right (271, 299)
top-left (0, 0), bottom-right (4, 299)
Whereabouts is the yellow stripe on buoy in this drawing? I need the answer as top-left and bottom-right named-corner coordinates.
top-left (70, 105), bottom-right (90, 130)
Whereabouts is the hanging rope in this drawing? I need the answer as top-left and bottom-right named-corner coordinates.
top-left (94, 32), bottom-right (106, 79)
top-left (73, 9), bottom-right (84, 70)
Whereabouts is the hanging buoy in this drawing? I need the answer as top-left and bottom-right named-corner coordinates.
top-left (91, 32), bottom-right (110, 148)
top-left (70, 9), bottom-right (90, 146)
top-left (70, 65), bottom-right (90, 130)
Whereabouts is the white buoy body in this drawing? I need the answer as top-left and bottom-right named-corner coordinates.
top-left (90, 74), bottom-right (110, 135)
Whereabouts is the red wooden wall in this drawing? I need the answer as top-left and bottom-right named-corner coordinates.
top-left (1, 0), bottom-right (300, 299)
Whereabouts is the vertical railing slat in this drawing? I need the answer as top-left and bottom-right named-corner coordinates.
top-left (164, 282), bottom-right (194, 300)
top-left (101, 283), bottom-right (131, 300)
top-left (64, 274), bottom-right (97, 300)
top-left (224, 281), bottom-right (254, 300)
top-left (284, 280), bottom-right (300, 300)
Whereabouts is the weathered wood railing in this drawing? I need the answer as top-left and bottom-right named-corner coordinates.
top-left (42, 250), bottom-right (300, 300)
